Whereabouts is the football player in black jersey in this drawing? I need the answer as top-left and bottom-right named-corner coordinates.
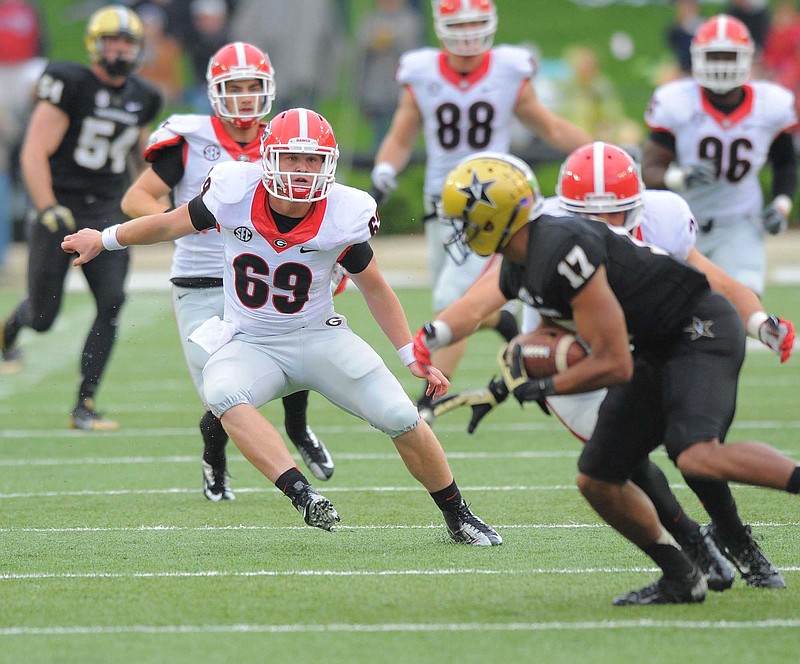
top-left (0, 5), bottom-right (162, 429)
top-left (413, 152), bottom-right (800, 606)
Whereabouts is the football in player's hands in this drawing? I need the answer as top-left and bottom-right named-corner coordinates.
top-left (510, 325), bottom-right (588, 379)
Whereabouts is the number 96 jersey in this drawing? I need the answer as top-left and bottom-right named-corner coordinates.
top-left (37, 61), bottom-right (161, 198)
top-left (644, 78), bottom-right (797, 225)
top-left (198, 161), bottom-right (377, 337)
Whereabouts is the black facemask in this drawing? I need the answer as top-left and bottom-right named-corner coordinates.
top-left (100, 57), bottom-right (136, 77)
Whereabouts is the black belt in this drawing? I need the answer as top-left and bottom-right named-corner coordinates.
top-left (170, 277), bottom-right (223, 289)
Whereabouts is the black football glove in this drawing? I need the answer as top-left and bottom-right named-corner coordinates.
top-left (430, 376), bottom-right (510, 434)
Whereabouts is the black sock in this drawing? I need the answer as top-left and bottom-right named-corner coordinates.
top-left (642, 540), bottom-right (695, 579)
top-left (786, 467), bottom-right (800, 494)
top-left (200, 410), bottom-right (228, 467)
top-left (684, 477), bottom-right (744, 540)
top-left (430, 480), bottom-right (462, 513)
top-left (494, 309), bottom-right (519, 342)
top-left (275, 467), bottom-right (310, 501)
top-left (283, 391), bottom-right (310, 432)
top-left (631, 459), bottom-right (700, 547)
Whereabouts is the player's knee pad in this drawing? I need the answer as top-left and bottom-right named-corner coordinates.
top-left (375, 399), bottom-right (421, 438)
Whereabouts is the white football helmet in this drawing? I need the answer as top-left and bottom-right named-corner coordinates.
top-left (690, 14), bottom-right (754, 94)
top-left (432, 0), bottom-right (497, 57)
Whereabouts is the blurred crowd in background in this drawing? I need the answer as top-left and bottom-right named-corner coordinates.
top-left (0, 0), bottom-right (799, 267)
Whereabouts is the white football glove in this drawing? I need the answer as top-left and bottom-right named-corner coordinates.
top-left (664, 160), bottom-right (716, 192)
top-left (371, 162), bottom-right (397, 203)
top-left (761, 195), bottom-right (792, 236)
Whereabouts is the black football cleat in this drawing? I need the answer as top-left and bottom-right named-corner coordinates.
top-left (613, 566), bottom-right (707, 606)
top-left (682, 525), bottom-right (736, 592)
top-left (201, 460), bottom-right (235, 501)
top-left (708, 523), bottom-right (786, 589)
top-left (292, 485), bottom-right (340, 531)
top-left (443, 500), bottom-right (502, 546)
top-left (286, 424), bottom-right (334, 481)
top-left (69, 399), bottom-right (119, 431)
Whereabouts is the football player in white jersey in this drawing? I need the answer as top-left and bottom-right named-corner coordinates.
top-left (370, 0), bottom-right (591, 422)
top-left (121, 43), bottom-right (337, 502)
top-left (642, 14), bottom-right (798, 296)
top-left (412, 151), bottom-right (800, 605)
top-left (62, 108), bottom-right (502, 544)
top-left (428, 143), bottom-right (794, 589)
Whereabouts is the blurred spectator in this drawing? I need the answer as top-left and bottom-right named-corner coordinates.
top-left (725, 0), bottom-right (772, 54)
top-left (557, 45), bottom-right (643, 147)
top-left (135, 2), bottom-right (184, 105)
top-left (354, 0), bottom-right (423, 152)
top-left (230, 0), bottom-right (344, 112)
top-left (0, 0), bottom-right (46, 266)
top-left (762, 0), bottom-right (800, 140)
top-left (666, 0), bottom-right (703, 77)
top-left (182, 0), bottom-right (230, 114)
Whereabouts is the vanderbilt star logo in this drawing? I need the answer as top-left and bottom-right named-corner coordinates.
top-left (459, 171), bottom-right (496, 212)
top-left (684, 317), bottom-right (715, 341)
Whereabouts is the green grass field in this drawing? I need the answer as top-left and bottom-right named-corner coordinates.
top-left (0, 277), bottom-right (798, 663)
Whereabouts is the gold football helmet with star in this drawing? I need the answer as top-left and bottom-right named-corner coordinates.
top-left (440, 151), bottom-right (543, 262)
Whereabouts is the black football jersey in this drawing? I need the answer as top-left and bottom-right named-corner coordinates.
top-left (36, 61), bottom-right (162, 198)
top-left (499, 214), bottom-right (711, 349)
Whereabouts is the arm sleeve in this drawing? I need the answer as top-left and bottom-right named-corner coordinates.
top-left (767, 132), bottom-right (798, 199)
top-left (338, 241), bottom-right (374, 274)
top-left (187, 194), bottom-right (217, 231)
top-left (150, 143), bottom-right (185, 189)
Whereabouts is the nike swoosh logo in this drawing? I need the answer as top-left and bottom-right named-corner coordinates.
top-left (299, 246), bottom-right (319, 253)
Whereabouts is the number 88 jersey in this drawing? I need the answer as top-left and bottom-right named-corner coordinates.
top-left (644, 78), bottom-right (797, 225)
top-left (37, 61), bottom-right (161, 198)
top-left (398, 45), bottom-right (533, 198)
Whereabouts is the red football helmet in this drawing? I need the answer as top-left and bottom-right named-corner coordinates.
top-left (260, 108), bottom-right (339, 202)
top-left (207, 42), bottom-right (275, 130)
top-left (690, 14), bottom-right (753, 94)
top-left (557, 142), bottom-right (644, 231)
top-left (433, 0), bottom-right (497, 57)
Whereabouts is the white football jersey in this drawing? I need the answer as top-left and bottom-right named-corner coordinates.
top-left (201, 161), bottom-right (377, 337)
top-left (645, 79), bottom-right (798, 225)
top-left (398, 45), bottom-right (533, 197)
top-left (145, 114), bottom-right (265, 280)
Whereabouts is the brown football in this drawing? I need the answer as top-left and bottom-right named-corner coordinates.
top-left (511, 326), bottom-right (588, 379)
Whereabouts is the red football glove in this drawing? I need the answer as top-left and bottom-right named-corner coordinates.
top-left (412, 324), bottom-right (436, 371)
top-left (758, 316), bottom-right (795, 363)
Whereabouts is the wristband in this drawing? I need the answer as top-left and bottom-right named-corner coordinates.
top-left (101, 224), bottom-right (125, 251)
top-left (397, 342), bottom-right (415, 366)
top-left (429, 320), bottom-right (453, 348)
top-left (746, 311), bottom-right (769, 339)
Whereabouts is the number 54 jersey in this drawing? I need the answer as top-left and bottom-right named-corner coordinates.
top-left (198, 161), bottom-right (377, 337)
top-left (644, 79), bottom-right (797, 224)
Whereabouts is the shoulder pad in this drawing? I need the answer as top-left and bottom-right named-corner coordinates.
top-left (205, 162), bottom-right (261, 206)
top-left (144, 115), bottom-right (206, 161)
top-left (397, 48), bottom-right (439, 84)
top-left (491, 45), bottom-right (535, 77)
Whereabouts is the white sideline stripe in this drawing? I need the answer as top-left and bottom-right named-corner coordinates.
top-left (2, 619), bottom-right (799, 636)
top-left (0, 483), bottom-right (779, 500)
top-left (3, 420), bottom-right (800, 440)
top-left (3, 566), bottom-right (799, 582)
top-left (0, 450), bottom-right (584, 466)
top-left (2, 521), bottom-right (796, 534)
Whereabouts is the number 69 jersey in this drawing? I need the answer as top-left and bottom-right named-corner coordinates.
top-left (398, 45), bottom-right (533, 198)
top-left (37, 61), bottom-right (161, 198)
top-left (499, 214), bottom-right (710, 351)
top-left (644, 79), bottom-right (797, 224)
top-left (197, 161), bottom-right (377, 337)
